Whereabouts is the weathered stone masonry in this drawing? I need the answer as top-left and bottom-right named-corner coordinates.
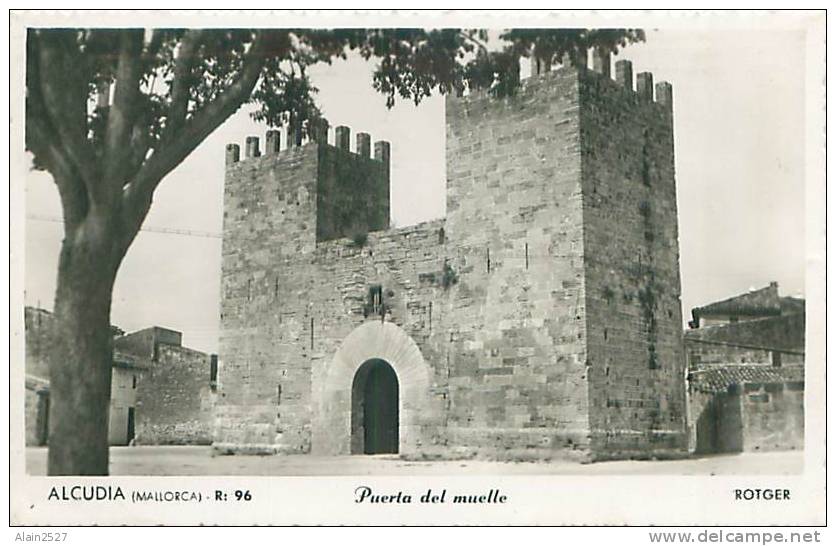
top-left (24, 309), bottom-right (216, 447)
top-left (216, 57), bottom-right (688, 460)
top-left (684, 288), bottom-right (805, 454)
top-left (580, 60), bottom-right (687, 457)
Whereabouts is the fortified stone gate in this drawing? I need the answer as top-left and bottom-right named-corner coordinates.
top-left (215, 53), bottom-right (689, 461)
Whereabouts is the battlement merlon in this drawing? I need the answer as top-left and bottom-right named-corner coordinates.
top-left (223, 123), bottom-right (391, 244)
top-left (448, 54), bottom-right (673, 116)
top-left (225, 124), bottom-right (391, 169)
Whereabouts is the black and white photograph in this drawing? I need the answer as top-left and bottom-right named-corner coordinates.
top-left (8, 9), bottom-right (826, 528)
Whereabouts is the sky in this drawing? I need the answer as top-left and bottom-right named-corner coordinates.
top-left (23, 28), bottom-right (809, 354)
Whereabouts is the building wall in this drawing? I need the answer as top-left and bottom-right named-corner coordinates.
top-left (134, 345), bottom-right (215, 445)
top-left (108, 366), bottom-right (140, 445)
top-left (686, 314), bottom-right (804, 357)
top-left (114, 326), bottom-right (183, 361)
top-left (24, 308), bottom-right (52, 446)
top-left (579, 67), bottom-right (688, 457)
top-left (24, 307), bottom-right (213, 447)
top-left (25, 307), bottom-right (143, 447)
top-left (700, 316), bottom-right (744, 328)
top-left (690, 382), bottom-right (804, 455)
top-left (23, 310), bottom-right (54, 447)
top-left (741, 381), bottom-right (804, 451)
top-left (685, 314), bottom-right (805, 369)
top-left (684, 313), bottom-right (805, 453)
top-left (316, 144), bottom-right (390, 242)
top-left (442, 70), bottom-right (591, 458)
top-left (309, 225), bottom-right (448, 455)
top-left (715, 391), bottom-right (744, 453)
top-left (218, 143), bottom-right (331, 452)
top-left (24, 307), bottom-right (53, 380)
top-left (25, 388), bottom-right (39, 445)
top-left (216, 210), bottom-right (448, 453)
top-left (25, 385), bottom-right (49, 447)
top-left (686, 342), bottom-right (774, 368)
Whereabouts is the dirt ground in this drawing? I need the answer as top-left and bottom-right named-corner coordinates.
top-left (25, 446), bottom-right (804, 476)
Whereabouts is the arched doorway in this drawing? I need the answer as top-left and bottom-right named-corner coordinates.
top-left (352, 359), bottom-right (399, 454)
top-left (313, 322), bottom-right (437, 456)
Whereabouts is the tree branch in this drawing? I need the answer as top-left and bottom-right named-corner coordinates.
top-left (35, 31), bottom-right (103, 208)
top-left (144, 29), bottom-right (167, 60)
top-left (103, 30), bottom-right (144, 189)
top-left (26, 30), bottom-right (94, 230)
top-left (459, 31), bottom-right (489, 55)
top-left (126, 124), bottom-right (153, 184)
top-left (27, 107), bottom-right (90, 231)
top-left (167, 29), bottom-right (204, 135)
top-left (120, 31), bottom-right (270, 248)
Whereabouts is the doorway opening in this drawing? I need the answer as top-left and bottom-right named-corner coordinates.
top-left (695, 391), bottom-right (743, 455)
top-left (35, 392), bottom-right (49, 446)
top-left (351, 359), bottom-right (399, 454)
top-left (127, 407), bottom-right (136, 445)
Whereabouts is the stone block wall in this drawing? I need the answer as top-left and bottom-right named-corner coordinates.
top-left (741, 381), bottom-right (804, 451)
top-left (442, 70), bottom-right (591, 459)
top-left (686, 343), bottom-right (774, 368)
top-left (684, 314), bottom-right (805, 369)
top-left (316, 142), bottom-right (390, 242)
top-left (218, 143), bottom-right (320, 452)
top-left (687, 364), bottom-right (804, 453)
top-left (114, 326), bottom-right (183, 361)
top-left (309, 222), bottom-right (448, 455)
top-left (23, 307), bottom-right (214, 447)
top-left (217, 131), bottom-right (398, 453)
top-left (690, 381), bottom-right (804, 454)
top-left (216, 216), bottom-right (447, 453)
top-left (134, 345), bottom-right (215, 445)
top-left (578, 64), bottom-right (688, 457)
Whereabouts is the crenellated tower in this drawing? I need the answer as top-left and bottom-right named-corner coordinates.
top-left (217, 122), bottom-right (391, 452)
top-left (579, 52), bottom-right (686, 457)
top-left (215, 51), bottom-right (688, 460)
top-left (443, 51), bottom-right (687, 458)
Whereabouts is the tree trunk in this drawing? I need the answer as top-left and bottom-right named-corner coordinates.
top-left (47, 218), bottom-right (121, 476)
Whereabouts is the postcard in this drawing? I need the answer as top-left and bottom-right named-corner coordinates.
top-left (8, 9), bottom-right (826, 528)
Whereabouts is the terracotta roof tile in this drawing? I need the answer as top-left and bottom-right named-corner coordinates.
top-left (688, 365), bottom-right (804, 394)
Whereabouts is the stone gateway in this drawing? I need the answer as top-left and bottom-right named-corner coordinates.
top-left (214, 55), bottom-right (689, 461)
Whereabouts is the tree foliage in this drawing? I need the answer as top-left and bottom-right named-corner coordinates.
top-left (27, 28), bottom-right (645, 209)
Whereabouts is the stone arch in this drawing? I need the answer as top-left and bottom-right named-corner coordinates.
top-left (312, 321), bottom-right (433, 455)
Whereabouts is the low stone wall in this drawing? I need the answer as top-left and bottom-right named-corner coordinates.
top-left (741, 381), bottom-right (804, 452)
top-left (134, 345), bottom-right (215, 445)
top-left (688, 366), bottom-right (804, 454)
